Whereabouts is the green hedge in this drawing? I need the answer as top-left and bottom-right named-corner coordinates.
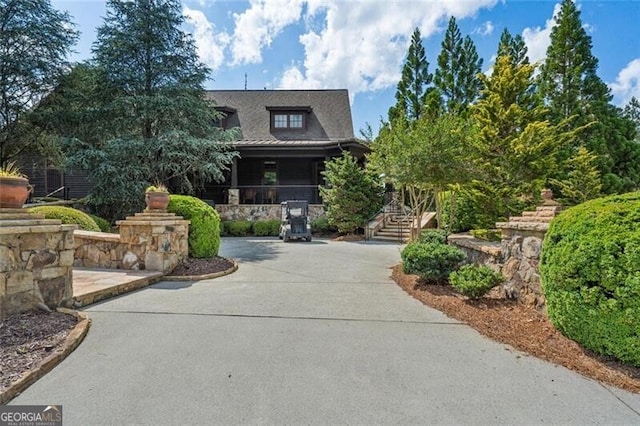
top-left (223, 220), bottom-right (253, 237)
top-left (88, 214), bottom-right (112, 232)
top-left (540, 192), bottom-right (640, 366)
top-left (401, 242), bottom-right (465, 284)
top-left (470, 228), bottom-right (501, 242)
top-left (450, 265), bottom-right (504, 299)
top-left (29, 206), bottom-right (100, 231)
top-left (253, 219), bottom-right (280, 236)
top-left (168, 195), bottom-right (221, 258)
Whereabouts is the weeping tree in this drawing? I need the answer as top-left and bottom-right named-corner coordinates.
top-left (58, 0), bottom-right (238, 219)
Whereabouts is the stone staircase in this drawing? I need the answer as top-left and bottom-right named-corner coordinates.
top-left (372, 213), bottom-right (414, 242)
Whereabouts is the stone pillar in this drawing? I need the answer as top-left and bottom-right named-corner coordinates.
top-left (116, 212), bottom-right (190, 273)
top-left (228, 188), bottom-right (240, 206)
top-left (0, 209), bottom-right (77, 319)
top-left (495, 195), bottom-right (563, 307)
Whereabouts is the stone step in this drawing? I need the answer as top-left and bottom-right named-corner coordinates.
top-left (377, 230), bottom-right (412, 237)
top-left (371, 235), bottom-right (409, 243)
top-left (508, 216), bottom-right (554, 223)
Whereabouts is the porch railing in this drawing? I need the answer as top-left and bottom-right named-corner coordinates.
top-left (201, 185), bottom-right (322, 205)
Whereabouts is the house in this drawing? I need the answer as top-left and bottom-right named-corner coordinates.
top-left (200, 89), bottom-right (369, 220)
top-left (19, 89), bottom-right (368, 220)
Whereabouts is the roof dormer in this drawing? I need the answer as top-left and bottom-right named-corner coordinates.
top-left (266, 106), bottom-right (312, 132)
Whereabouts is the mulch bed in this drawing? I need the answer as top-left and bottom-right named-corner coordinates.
top-left (391, 264), bottom-right (640, 394)
top-left (169, 256), bottom-right (235, 276)
top-left (0, 310), bottom-right (78, 392)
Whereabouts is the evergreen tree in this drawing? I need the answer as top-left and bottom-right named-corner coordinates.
top-left (539, 0), bottom-right (605, 122)
top-left (471, 56), bottom-right (573, 221)
top-left (623, 97), bottom-right (640, 131)
top-left (496, 29), bottom-right (529, 66)
top-left (550, 146), bottom-right (602, 205)
top-left (61, 0), bottom-right (238, 220)
top-left (0, 0), bottom-right (78, 164)
top-left (319, 152), bottom-right (383, 234)
top-left (434, 17), bottom-right (482, 114)
top-left (388, 28), bottom-right (433, 122)
top-left (539, 0), bottom-right (640, 193)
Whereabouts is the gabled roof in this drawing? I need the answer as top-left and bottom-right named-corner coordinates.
top-left (205, 89), bottom-right (355, 142)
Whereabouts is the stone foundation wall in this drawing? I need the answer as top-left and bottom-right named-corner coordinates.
top-left (0, 211), bottom-right (77, 319)
top-left (216, 204), bottom-right (325, 222)
top-left (74, 212), bottom-right (190, 273)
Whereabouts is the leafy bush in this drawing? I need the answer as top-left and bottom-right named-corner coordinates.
top-left (450, 265), bottom-right (504, 299)
top-left (401, 242), bottom-right (465, 284)
top-left (88, 214), bottom-right (112, 232)
top-left (167, 195), bottom-right (221, 258)
top-left (311, 216), bottom-right (337, 235)
top-left (223, 220), bottom-right (253, 237)
top-left (29, 206), bottom-right (100, 231)
top-left (470, 229), bottom-right (502, 242)
top-left (540, 192), bottom-right (640, 366)
top-left (253, 219), bottom-right (280, 236)
top-left (417, 229), bottom-right (447, 245)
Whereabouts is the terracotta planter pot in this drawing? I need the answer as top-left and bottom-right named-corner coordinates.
top-left (145, 191), bottom-right (170, 211)
top-left (0, 176), bottom-right (32, 209)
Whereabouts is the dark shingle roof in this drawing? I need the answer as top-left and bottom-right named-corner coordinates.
top-left (205, 89), bottom-right (355, 142)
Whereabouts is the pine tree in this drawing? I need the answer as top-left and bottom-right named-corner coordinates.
top-left (539, 0), bottom-right (640, 193)
top-left (388, 28), bottom-right (433, 122)
top-left (496, 29), bottom-right (529, 66)
top-left (539, 0), bottom-right (605, 122)
top-left (0, 0), bottom-right (78, 164)
top-left (434, 17), bottom-right (482, 114)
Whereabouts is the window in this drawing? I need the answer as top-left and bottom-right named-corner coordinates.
top-left (267, 106), bottom-right (311, 131)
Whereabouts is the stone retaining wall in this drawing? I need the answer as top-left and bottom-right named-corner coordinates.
top-left (448, 200), bottom-right (563, 308)
top-left (0, 210), bottom-right (77, 319)
top-left (447, 234), bottom-right (501, 272)
top-left (215, 204), bottom-right (325, 222)
top-left (74, 212), bottom-right (190, 273)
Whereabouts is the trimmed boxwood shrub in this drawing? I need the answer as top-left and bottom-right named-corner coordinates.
top-left (223, 220), bottom-right (253, 237)
top-left (401, 241), bottom-right (465, 284)
top-left (29, 206), bottom-right (100, 231)
top-left (168, 195), bottom-right (221, 258)
top-left (450, 264), bottom-right (504, 299)
top-left (253, 219), bottom-right (280, 236)
top-left (88, 214), bottom-right (112, 232)
top-left (417, 229), bottom-right (447, 245)
top-left (540, 192), bottom-right (640, 367)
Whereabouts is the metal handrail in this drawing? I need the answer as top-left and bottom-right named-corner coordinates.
top-left (45, 186), bottom-right (65, 198)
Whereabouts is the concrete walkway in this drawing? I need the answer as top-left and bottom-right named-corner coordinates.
top-left (12, 237), bottom-right (640, 424)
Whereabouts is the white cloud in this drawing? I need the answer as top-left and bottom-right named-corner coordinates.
top-left (610, 58), bottom-right (640, 106)
top-left (522, 3), bottom-right (561, 65)
top-left (473, 21), bottom-right (494, 37)
top-left (230, 0), bottom-right (304, 65)
top-left (183, 6), bottom-right (230, 71)
top-left (278, 0), bottom-right (498, 99)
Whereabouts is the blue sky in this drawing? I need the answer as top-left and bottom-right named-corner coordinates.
top-left (52, 0), bottom-right (640, 136)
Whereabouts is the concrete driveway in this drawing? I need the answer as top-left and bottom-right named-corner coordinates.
top-left (12, 237), bottom-right (640, 424)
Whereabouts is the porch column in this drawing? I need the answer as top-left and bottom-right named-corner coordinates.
top-left (231, 157), bottom-right (238, 188)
